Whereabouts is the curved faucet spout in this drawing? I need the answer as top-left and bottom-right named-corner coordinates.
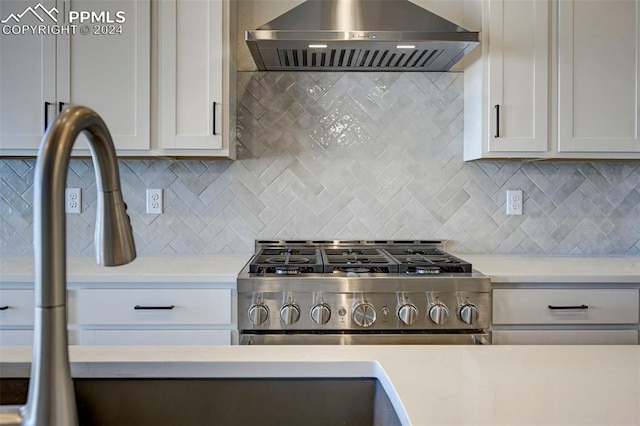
top-left (2, 106), bottom-right (137, 426)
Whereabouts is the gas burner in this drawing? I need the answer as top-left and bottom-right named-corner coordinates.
top-left (265, 256), bottom-right (310, 264)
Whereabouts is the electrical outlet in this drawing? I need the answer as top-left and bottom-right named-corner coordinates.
top-left (65, 188), bottom-right (81, 214)
top-left (146, 189), bottom-right (163, 214)
top-left (506, 190), bottom-right (523, 215)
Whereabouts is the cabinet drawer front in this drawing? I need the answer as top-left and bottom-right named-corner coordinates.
top-left (0, 330), bottom-right (33, 345)
top-left (77, 289), bottom-right (231, 325)
top-left (0, 290), bottom-right (34, 326)
top-left (77, 330), bottom-right (231, 346)
top-left (492, 330), bottom-right (639, 345)
top-left (493, 289), bottom-right (639, 324)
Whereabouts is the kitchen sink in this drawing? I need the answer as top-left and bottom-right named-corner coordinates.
top-left (0, 377), bottom-right (401, 426)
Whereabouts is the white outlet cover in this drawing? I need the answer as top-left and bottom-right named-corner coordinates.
top-left (506, 190), bottom-right (522, 215)
top-left (146, 189), bottom-right (163, 214)
top-left (65, 188), bottom-right (82, 214)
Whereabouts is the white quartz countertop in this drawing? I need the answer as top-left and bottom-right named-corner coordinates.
top-left (1, 345), bottom-right (639, 425)
top-left (1, 254), bottom-right (638, 284)
top-left (458, 254), bottom-right (640, 283)
top-left (0, 255), bottom-right (252, 283)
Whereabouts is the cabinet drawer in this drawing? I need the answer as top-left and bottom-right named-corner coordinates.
top-left (77, 289), bottom-right (231, 326)
top-left (493, 289), bottom-right (639, 325)
top-left (492, 330), bottom-right (639, 345)
top-left (77, 330), bottom-right (231, 346)
top-left (0, 289), bottom-right (34, 326)
top-left (0, 330), bottom-right (33, 345)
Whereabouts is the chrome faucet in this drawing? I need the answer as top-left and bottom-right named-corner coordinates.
top-left (0, 106), bottom-right (136, 426)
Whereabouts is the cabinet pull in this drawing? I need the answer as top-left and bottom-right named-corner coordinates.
top-left (0, 305), bottom-right (9, 310)
top-left (134, 305), bottom-right (175, 310)
top-left (494, 104), bottom-right (500, 138)
top-left (548, 304), bottom-right (589, 310)
top-left (212, 101), bottom-right (217, 135)
top-left (44, 101), bottom-right (52, 132)
top-left (58, 102), bottom-right (66, 113)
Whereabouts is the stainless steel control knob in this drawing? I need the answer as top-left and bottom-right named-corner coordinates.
top-left (310, 303), bottom-right (331, 325)
top-left (428, 303), bottom-right (449, 325)
top-left (458, 303), bottom-right (480, 325)
top-left (280, 303), bottom-right (301, 325)
top-left (248, 304), bottom-right (269, 326)
top-left (397, 303), bottom-right (419, 326)
top-left (353, 302), bottom-right (377, 328)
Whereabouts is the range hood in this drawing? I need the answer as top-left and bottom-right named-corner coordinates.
top-left (245, 0), bottom-right (480, 72)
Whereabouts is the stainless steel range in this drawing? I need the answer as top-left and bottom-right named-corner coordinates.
top-left (238, 240), bottom-right (491, 345)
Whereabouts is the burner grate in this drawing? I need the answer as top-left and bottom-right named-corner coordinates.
top-left (321, 247), bottom-right (398, 273)
top-left (249, 247), bottom-right (324, 274)
top-left (384, 248), bottom-right (472, 274)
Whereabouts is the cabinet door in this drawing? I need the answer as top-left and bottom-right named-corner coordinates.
top-left (0, 289), bottom-right (34, 326)
top-left (487, 0), bottom-right (549, 153)
top-left (0, 0), bottom-right (56, 151)
top-left (58, 0), bottom-right (150, 151)
top-left (558, 0), bottom-right (640, 153)
top-left (77, 329), bottom-right (231, 345)
top-left (159, 0), bottom-right (223, 150)
top-left (492, 330), bottom-right (639, 345)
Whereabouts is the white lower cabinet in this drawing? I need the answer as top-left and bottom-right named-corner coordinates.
top-left (493, 330), bottom-right (638, 345)
top-left (0, 330), bottom-right (34, 346)
top-left (1, 283), bottom-right (236, 346)
top-left (0, 289), bottom-right (34, 345)
top-left (75, 287), bottom-right (234, 346)
top-left (492, 288), bottom-right (640, 345)
top-left (77, 330), bottom-right (230, 346)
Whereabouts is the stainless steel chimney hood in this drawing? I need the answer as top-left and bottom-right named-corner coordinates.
top-left (245, 0), bottom-right (479, 71)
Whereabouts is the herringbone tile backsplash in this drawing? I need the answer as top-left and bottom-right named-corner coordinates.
top-left (1, 72), bottom-right (639, 255)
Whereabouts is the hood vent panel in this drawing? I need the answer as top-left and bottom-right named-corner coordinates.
top-left (273, 46), bottom-right (466, 71)
top-left (246, 0), bottom-right (479, 72)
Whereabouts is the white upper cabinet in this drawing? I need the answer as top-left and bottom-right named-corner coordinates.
top-left (557, 0), bottom-right (640, 155)
top-left (465, 0), bottom-right (550, 160)
top-left (465, 0), bottom-right (640, 160)
top-left (158, 0), bottom-right (236, 158)
top-left (0, 0), bottom-right (150, 155)
top-left (0, 0), bottom-right (57, 151)
top-left (63, 0), bottom-right (150, 152)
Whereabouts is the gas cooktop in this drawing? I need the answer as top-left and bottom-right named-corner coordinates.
top-left (245, 240), bottom-right (473, 275)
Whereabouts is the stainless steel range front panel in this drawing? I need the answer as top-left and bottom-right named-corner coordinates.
top-left (238, 288), bottom-right (490, 332)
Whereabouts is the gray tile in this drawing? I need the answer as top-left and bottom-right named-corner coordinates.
top-left (1, 72), bottom-right (638, 255)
